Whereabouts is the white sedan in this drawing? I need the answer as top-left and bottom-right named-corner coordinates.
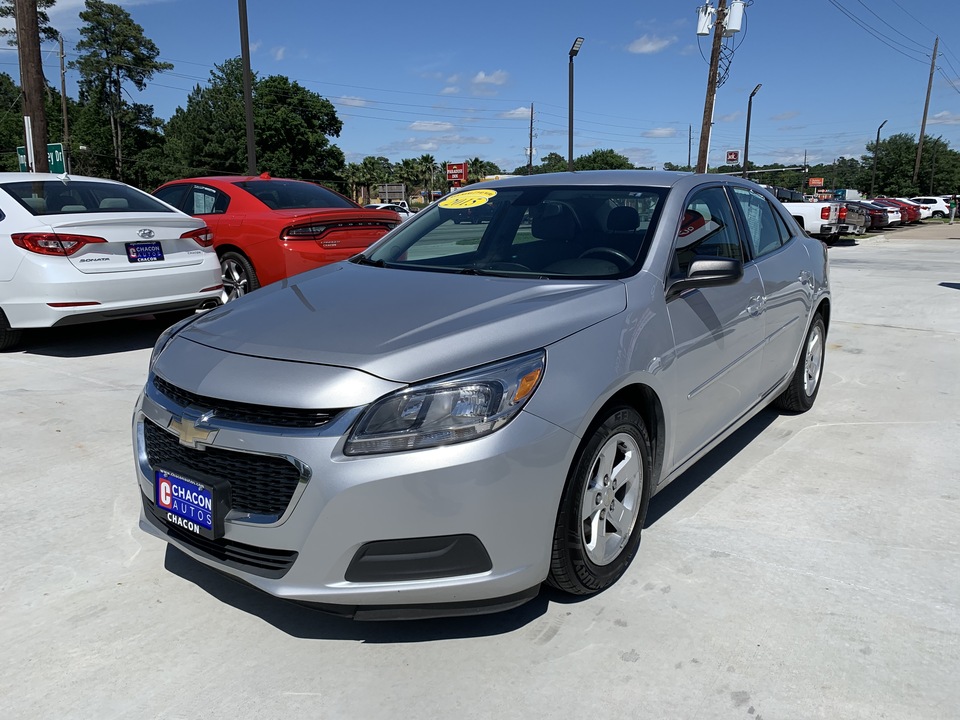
top-left (0, 173), bottom-right (223, 350)
top-left (364, 203), bottom-right (415, 222)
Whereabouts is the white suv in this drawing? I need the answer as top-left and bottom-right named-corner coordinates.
top-left (910, 196), bottom-right (950, 218)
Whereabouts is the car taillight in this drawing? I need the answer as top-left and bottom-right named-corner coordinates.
top-left (181, 227), bottom-right (214, 247)
top-left (11, 232), bottom-right (106, 256)
top-left (282, 224), bottom-right (327, 241)
top-left (821, 207), bottom-right (831, 220)
top-left (839, 206), bottom-right (847, 221)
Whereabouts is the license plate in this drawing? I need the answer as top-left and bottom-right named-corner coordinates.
top-left (126, 241), bottom-right (164, 263)
top-left (155, 468), bottom-right (217, 538)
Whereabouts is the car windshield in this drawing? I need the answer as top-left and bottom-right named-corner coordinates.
top-left (233, 179), bottom-right (358, 210)
top-left (360, 185), bottom-right (666, 279)
top-left (2, 180), bottom-right (176, 215)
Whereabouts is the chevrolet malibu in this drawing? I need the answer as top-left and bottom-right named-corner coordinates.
top-left (133, 171), bottom-right (830, 619)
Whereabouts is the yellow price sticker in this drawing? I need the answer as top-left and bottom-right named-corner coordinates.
top-left (438, 189), bottom-right (498, 209)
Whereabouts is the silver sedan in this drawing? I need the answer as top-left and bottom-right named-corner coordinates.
top-left (133, 171), bottom-right (830, 619)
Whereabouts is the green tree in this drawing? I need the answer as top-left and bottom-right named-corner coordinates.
top-left (574, 148), bottom-right (634, 171)
top-left (71, 0), bottom-right (171, 180)
top-left (164, 58), bottom-right (346, 183)
top-left (0, 72), bottom-right (23, 170)
top-left (417, 154), bottom-right (438, 200)
top-left (0, 0), bottom-right (58, 45)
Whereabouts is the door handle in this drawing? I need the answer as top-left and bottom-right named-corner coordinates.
top-left (747, 295), bottom-right (765, 316)
top-left (798, 270), bottom-right (813, 287)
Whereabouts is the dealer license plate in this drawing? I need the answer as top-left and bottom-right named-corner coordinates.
top-left (126, 241), bottom-right (164, 263)
top-left (155, 469), bottom-right (215, 537)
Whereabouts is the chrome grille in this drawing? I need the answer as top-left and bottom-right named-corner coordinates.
top-left (153, 375), bottom-right (339, 428)
top-left (144, 419), bottom-right (301, 517)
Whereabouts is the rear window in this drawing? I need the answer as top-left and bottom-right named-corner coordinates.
top-left (2, 180), bottom-right (176, 216)
top-left (233, 180), bottom-right (358, 210)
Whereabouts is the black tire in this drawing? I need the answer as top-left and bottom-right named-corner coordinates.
top-left (548, 406), bottom-right (652, 596)
top-left (220, 251), bottom-right (260, 302)
top-left (775, 314), bottom-right (826, 413)
top-left (0, 308), bottom-right (22, 352)
top-left (933, 211), bottom-right (945, 218)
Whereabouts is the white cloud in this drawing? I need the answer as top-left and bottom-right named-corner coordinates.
top-left (499, 107), bottom-right (531, 120)
top-left (621, 147), bottom-right (656, 166)
top-left (641, 128), bottom-right (677, 138)
top-left (472, 70), bottom-right (508, 85)
top-left (930, 111), bottom-right (960, 125)
top-left (250, 40), bottom-right (263, 53)
top-left (772, 111), bottom-right (800, 122)
top-left (410, 121), bottom-right (456, 132)
top-left (441, 86), bottom-right (460, 95)
top-left (446, 74), bottom-right (460, 84)
top-left (376, 134), bottom-right (493, 156)
top-left (272, 46), bottom-right (286, 61)
top-left (336, 96), bottom-right (368, 108)
top-left (717, 112), bottom-right (741, 123)
top-left (627, 35), bottom-right (676, 54)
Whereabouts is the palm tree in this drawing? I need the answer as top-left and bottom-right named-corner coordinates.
top-left (417, 154), bottom-right (438, 200)
top-left (468, 157), bottom-right (485, 184)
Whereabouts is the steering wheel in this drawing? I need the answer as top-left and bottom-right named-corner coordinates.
top-left (578, 247), bottom-right (633, 269)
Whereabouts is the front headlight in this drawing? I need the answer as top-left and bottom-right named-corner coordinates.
top-left (344, 350), bottom-right (545, 455)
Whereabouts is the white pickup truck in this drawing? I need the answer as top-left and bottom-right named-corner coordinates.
top-left (780, 201), bottom-right (847, 243)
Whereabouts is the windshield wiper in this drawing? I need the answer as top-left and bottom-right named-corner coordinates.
top-left (351, 254), bottom-right (386, 267)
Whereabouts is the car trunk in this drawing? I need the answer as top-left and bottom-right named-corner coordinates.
top-left (51, 213), bottom-right (208, 274)
top-left (275, 208), bottom-right (398, 253)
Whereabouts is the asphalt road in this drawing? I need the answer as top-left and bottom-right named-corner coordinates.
top-left (2, 223), bottom-right (959, 719)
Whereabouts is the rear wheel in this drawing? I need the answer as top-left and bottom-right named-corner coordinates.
top-left (776, 314), bottom-right (825, 413)
top-left (220, 251), bottom-right (260, 302)
top-left (0, 308), bottom-right (22, 352)
top-left (548, 406), bottom-right (652, 595)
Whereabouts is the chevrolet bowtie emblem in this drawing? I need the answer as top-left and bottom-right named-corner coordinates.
top-left (168, 416), bottom-right (217, 448)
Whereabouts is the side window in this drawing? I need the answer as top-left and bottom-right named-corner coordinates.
top-left (731, 187), bottom-right (784, 259)
top-left (190, 185), bottom-right (228, 215)
top-left (674, 187), bottom-right (742, 275)
top-left (153, 185), bottom-right (188, 211)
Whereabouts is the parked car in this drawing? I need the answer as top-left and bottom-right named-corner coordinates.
top-left (895, 198), bottom-right (931, 220)
top-left (869, 198), bottom-right (906, 225)
top-left (911, 196), bottom-right (950, 218)
top-left (0, 173), bottom-right (222, 351)
top-left (850, 201), bottom-right (891, 231)
top-left (364, 203), bottom-right (413, 222)
top-left (872, 197), bottom-right (920, 224)
top-left (133, 171), bottom-right (831, 619)
top-left (154, 174), bottom-right (400, 301)
top-left (840, 202), bottom-right (868, 236)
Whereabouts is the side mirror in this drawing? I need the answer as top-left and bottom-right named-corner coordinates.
top-left (667, 256), bottom-right (743, 299)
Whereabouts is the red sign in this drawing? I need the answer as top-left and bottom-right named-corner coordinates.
top-left (808, 177), bottom-right (824, 188)
top-left (446, 162), bottom-right (467, 182)
top-left (726, 150), bottom-right (739, 164)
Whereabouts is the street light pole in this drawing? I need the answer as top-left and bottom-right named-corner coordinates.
top-left (870, 119), bottom-right (887, 197)
top-left (568, 37), bottom-right (583, 173)
top-left (742, 83), bottom-right (761, 179)
top-left (238, 0), bottom-right (257, 175)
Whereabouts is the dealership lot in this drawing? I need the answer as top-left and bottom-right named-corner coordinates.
top-left (2, 224), bottom-right (959, 719)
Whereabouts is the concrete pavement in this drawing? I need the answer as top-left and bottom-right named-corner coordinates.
top-left (1, 222), bottom-right (958, 719)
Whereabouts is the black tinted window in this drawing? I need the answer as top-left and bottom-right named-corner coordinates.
top-left (3, 180), bottom-right (177, 215)
top-left (234, 180), bottom-right (357, 210)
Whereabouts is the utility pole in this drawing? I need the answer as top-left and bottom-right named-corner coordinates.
top-left (14, 0), bottom-right (49, 172)
top-left (238, 0), bottom-right (257, 175)
top-left (59, 34), bottom-right (70, 173)
top-left (688, 124), bottom-right (692, 169)
top-left (528, 103), bottom-right (534, 175)
top-left (913, 36), bottom-right (938, 183)
top-left (696, 0), bottom-right (726, 173)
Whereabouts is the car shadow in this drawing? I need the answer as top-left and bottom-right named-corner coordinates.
top-left (14, 315), bottom-right (182, 358)
top-left (161, 409), bottom-right (782, 640)
top-left (645, 408), bottom-right (779, 527)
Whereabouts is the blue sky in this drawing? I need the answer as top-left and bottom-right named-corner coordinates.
top-left (6, 0), bottom-right (960, 174)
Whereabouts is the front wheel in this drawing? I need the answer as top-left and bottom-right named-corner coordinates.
top-left (548, 406), bottom-right (652, 596)
top-left (775, 314), bottom-right (826, 413)
top-left (220, 251), bottom-right (260, 302)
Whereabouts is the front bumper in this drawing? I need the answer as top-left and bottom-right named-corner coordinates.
top-left (133, 379), bottom-right (576, 618)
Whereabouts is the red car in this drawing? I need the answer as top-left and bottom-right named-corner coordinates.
top-left (871, 197), bottom-right (920, 224)
top-left (153, 174), bottom-right (400, 300)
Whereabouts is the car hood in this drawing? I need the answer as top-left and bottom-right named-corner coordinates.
top-left (176, 263), bottom-right (627, 383)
